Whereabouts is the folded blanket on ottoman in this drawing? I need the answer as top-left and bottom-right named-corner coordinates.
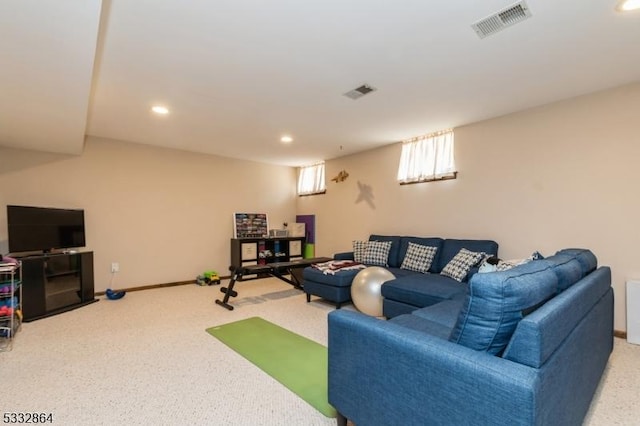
top-left (312, 260), bottom-right (366, 275)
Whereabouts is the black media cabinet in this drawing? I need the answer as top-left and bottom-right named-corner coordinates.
top-left (20, 252), bottom-right (97, 322)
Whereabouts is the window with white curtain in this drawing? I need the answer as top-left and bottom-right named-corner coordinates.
top-left (297, 162), bottom-right (326, 196)
top-left (397, 129), bottom-right (457, 184)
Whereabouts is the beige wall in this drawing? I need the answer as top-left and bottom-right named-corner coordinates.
top-left (0, 137), bottom-right (298, 291)
top-left (299, 82), bottom-right (640, 331)
top-left (1, 83), bottom-right (638, 330)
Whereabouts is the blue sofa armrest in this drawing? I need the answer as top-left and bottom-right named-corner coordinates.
top-left (334, 251), bottom-right (354, 260)
top-left (328, 310), bottom-right (539, 426)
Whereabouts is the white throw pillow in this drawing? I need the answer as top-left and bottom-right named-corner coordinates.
top-left (362, 240), bottom-right (392, 267)
top-left (400, 242), bottom-right (438, 274)
top-left (441, 248), bottom-right (485, 282)
top-left (352, 240), bottom-right (368, 263)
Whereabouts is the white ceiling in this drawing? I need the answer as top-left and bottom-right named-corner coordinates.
top-left (1, 0), bottom-right (639, 166)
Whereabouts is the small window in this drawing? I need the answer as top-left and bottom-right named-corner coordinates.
top-left (397, 129), bottom-right (457, 184)
top-left (297, 162), bottom-right (326, 196)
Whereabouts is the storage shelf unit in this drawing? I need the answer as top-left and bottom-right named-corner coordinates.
top-left (0, 262), bottom-right (22, 352)
top-left (231, 237), bottom-right (305, 281)
top-left (21, 252), bottom-right (96, 322)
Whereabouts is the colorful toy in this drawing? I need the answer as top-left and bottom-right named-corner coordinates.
top-left (196, 270), bottom-right (220, 286)
top-left (105, 288), bottom-right (126, 300)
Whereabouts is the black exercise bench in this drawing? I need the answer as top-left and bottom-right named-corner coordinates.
top-left (215, 257), bottom-right (332, 310)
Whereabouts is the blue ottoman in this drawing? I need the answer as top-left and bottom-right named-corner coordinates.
top-left (302, 266), bottom-right (361, 308)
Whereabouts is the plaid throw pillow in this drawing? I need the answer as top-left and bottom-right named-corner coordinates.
top-left (362, 240), bottom-right (392, 267)
top-left (441, 248), bottom-right (484, 282)
top-left (353, 240), bottom-right (368, 263)
top-left (400, 242), bottom-right (438, 274)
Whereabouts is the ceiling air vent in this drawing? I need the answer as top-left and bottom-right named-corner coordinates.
top-left (343, 84), bottom-right (377, 100)
top-left (471, 1), bottom-right (532, 39)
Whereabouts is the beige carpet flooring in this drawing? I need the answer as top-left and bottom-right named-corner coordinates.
top-left (1, 277), bottom-right (638, 425)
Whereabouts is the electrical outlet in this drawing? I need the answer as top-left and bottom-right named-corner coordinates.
top-left (111, 262), bottom-right (120, 273)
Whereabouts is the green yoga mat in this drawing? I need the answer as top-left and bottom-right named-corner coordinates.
top-left (206, 317), bottom-right (336, 418)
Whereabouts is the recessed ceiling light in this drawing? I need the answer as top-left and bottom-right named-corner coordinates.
top-left (151, 105), bottom-right (169, 115)
top-left (617, 0), bottom-right (640, 11)
top-left (280, 136), bottom-right (293, 143)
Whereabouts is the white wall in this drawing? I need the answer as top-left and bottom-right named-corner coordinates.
top-left (298, 82), bottom-right (640, 331)
top-left (0, 137), bottom-right (298, 291)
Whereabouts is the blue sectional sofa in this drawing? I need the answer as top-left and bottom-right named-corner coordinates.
top-left (303, 235), bottom-right (498, 313)
top-left (328, 248), bottom-right (614, 426)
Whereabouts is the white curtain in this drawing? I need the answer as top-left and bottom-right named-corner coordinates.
top-left (297, 162), bottom-right (326, 195)
top-left (397, 130), bottom-right (456, 183)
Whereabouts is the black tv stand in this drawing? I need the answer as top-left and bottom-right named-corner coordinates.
top-left (20, 252), bottom-right (97, 322)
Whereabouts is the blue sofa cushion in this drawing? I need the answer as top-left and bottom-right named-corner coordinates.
top-left (436, 239), bottom-right (499, 273)
top-left (441, 248), bottom-right (485, 282)
top-left (398, 237), bottom-right (444, 272)
top-left (400, 242), bottom-right (438, 273)
top-left (369, 235), bottom-right (402, 267)
top-left (389, 314), bottom-right (452, 340)
top-left (449, 259), bottom-right (558, 355)
top-left (362, 240), bottom-right (392, 267)
top-left (556, 248), bottom-right (597, 275)
top-left (385, 267), bottom-right (422, 278)
top-left (381, 274), bottom-right (467, 308)
top-left (543, 254), bottom-right (583, 293)
top-left (334, 251), bottom-right (354, 261)
top-left (303, 266), bottom-right (361, 287)
top-left (503, 266), bottom-right (611, 368)
top-left (535, 249), bottom-right (597, 294)
top-left (411, 299), bottom-right (465, 329)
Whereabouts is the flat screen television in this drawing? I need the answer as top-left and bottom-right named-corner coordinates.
top-left (7, 205), bottom-right (86, 254)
